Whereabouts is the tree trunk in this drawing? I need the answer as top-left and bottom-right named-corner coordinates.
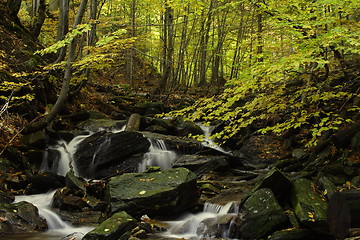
top-left (31, 0), bottom-right (46, 37)
top-left (7, 0), bottom-right (22, 25)
top-left (55, 0), bottom-right (69, 63)
top-left (23, 0), bottom-right (88, 134)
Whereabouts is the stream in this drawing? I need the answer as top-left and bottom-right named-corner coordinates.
top-left (10, 125), bottom-right (238, 240)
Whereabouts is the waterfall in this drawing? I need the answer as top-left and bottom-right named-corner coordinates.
top-left (14, 191), bottom-right (93, 239)
top-left (198, 123), bottom-right (229, 154)
top-left (138, 138), bottom-right (177, 172)
top-left (161, 201), bottom-right (238, 240)
top-left (41, 134), bottom-right (91, 176)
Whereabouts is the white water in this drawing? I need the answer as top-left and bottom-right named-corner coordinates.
top-left (14, 191), bottom-right (93, 239)
top-left (41, 134), bottom-right (91, 176)
top-left (138, 138), bottom-right (178, 172)
top-left (161, 202), bottom-right (238, 239)
top-left (198, 123), bottom-right (229, 154)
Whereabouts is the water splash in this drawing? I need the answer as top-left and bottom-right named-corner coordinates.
top-left (40, 134), bottom-right (91, 176)
top-left (15, 191), bottom-right (93, 239)
top-left (161, 201), bottom-right (238, 239)
top-left (198, 123), bottom-right (229, 154)
top-left (138, 138), bottom-right (177, 172)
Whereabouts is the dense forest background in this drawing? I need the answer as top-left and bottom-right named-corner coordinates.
top-left (0, 0), bottom-right (359, 152)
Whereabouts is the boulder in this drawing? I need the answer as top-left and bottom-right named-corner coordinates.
top-left (21, 130), bottom-right (49, 149)
top-left (233, 188), bottom-right (289, 239)
top-left (74, 131), bottom-right (150, 178)
top-left (106, 167), bottom-right (198, 217)
top-left (173, 155), bottom-right (230, 177)
top-left (0, 191), bottom-right (14, 204)
top-left (29, 172), bottom-right (65, 194)
top-left (65, 171), bottom-right (85, 192)
top-left (125, 113), bottom-right (141, 131)
top-left (174, 119), bottom-right (203, 137)
top-left (78, 119), bottom-right (126, 132)
top-left (0, 201), bottom-right (47, 235)
top-left (291, 178), bottom-right (328, 229)
top-left (59, 211), bottom-right (106, 226)
top-left (134, 102), bottom-right (164, 115)
top-left (248, 167), bottom-right (292, 206)
top-left (83, 211), bottom-right (137, 240)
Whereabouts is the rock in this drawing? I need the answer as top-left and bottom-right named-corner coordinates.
top-left (59, 211), bottom-right (106, 226)
top-left (21, 130), bottom-right (49, 149)
top-left (106, 167), bottom-right (198, 217)
top-left (292, 148), bottom-right (309, 160)
top-left (141, 132), bottom-right (212, 155)
top-left (0, 191), bottom-right (14, 204)
top-left (134, 102), bottom-right (164, 115)
top-left (53, 189), bottom-right (87, 211)
top-left (65, 111), bottom-right (91, 122)
top-left (125, 113), bottom-right (141, 131)
top-left (25, 149), bottom-right (45, 172)
top-left (318, 176), bottom-right (337, 199)
top-left (327, 190), bottom-right (360, 239)
top-left (65, 171), bottom-right (85, 192)
top-left (74, 131), bottom-right (150, 178)
top-left (249, 167), bottom-right (292, 205)
top-left (173, 155), bottom-right (230, 177)
top-left (239, 135), bottom-right (288, 167)
top-left (233, 188), bottom-right (289, 239)
top-left (78, 119), bottom-right (126, 132)
top-left (268, 228), bottom-right (322, 240)
top-left (291, 178), bottom-right (328, 229)
top-left (30, 172), bottom-right (65, 194)
top-left (174, 118), bottom-right (203, 137)
top-left (83, 211), bottom-right (137, 240)
top-left (0, 201), bottom-right (48, 235)
top-left (141, 117), bottom-right (175, 135)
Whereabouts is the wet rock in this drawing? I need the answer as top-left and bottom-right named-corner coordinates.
top-left (21, 130), bottom-right (49, 149)
top-left (142, 132), bottom-right (212, 155)
top-left (65, 171), bottom-right (85, 192)
top-left (173, 155), bottom-right (230, 177)
top-left (59, 210), bottom-right (106, 226)
top-left (291, 178), bottom-right (328, 229)
top-left (141, 117), bottom-right (175, 135)
top-left (0, 191), bottom-right (14, 204)
top-left (78, 119), bottom-right (126, 132)
top-left (30, 172), bottom-right (65, 194)
top-left (268, 228), bottom-right (323, 240)
top-left (74, 131), bottom-right (150, 178)
top-left (233, 188), bottom-right (289, 239)
top-left (174, 118), bottom-right (203, 137)
top-left (25, 149), bottom-right (45, 172)
top-left (106, 167), bottom-right (198, 217)
top-left (83, 211), bottom-right (137, 240)
top-left (0, 201), bottom-right (48, 235)
top-left (292, 148), bottom-right (309, 160)
top-left (318, 176), bottom-right (337, 199)
top-left (327, 190), bottom-right (360, 239)
top-left (249, 167), bottom-right (292, 206)
top-left (134, 102), bottom-right (164, 115)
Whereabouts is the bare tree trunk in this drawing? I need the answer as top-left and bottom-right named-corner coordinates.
top-left (155, 2), bottom-right (174, 94)
top-left (197, 0), bottom-right (214, 87)
top-left (7, 0), bottom-right (22, 26)
top-left (23, 0), bottom-right (88, 134)
top-left (55, 0), bottom-right (69, 63)
top-left (31, 0), bottom-right (46, 37)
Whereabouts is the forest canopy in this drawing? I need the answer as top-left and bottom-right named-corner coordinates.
top-left (0, 0), bottom-right (360, 148)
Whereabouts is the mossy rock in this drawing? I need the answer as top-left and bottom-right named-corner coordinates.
top-left (83, 211), bottom-right (136, 240)
top-left (291, 178), bottom-right (328, 229)
top-left (106, 167), bottom-right (198, 217)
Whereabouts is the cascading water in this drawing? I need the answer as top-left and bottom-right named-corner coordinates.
top-left (11, 191), bottom-right (93, 240)
top-left (198, 123), bottom-right (229, 154)
top-left (138, 138), bottom-right (177, 172)
top-left (41, 133), bottom-right (91, 176)
top-left (161, 201), bottom-right (238, 239)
